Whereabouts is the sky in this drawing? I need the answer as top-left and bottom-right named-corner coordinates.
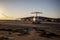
top-left (0, 0), bottom-right (60, 19)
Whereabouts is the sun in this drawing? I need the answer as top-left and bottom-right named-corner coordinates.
top-left (0, 6), bottom-right (12, 20)
top-left (0, 14), bottom-right (6, 19)
top-left (0, 7), bottom-right (7, 20)
top-left (0, 13), bottom-right (15, 20)
top-left (0, 7), bottom-right (16, 20)
top-left (0, 7), bottom-right (9, 20)
top-left (0, 5), bottom-right (9, 20)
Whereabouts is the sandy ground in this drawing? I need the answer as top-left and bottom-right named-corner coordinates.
top-left (0, 21), bottom-right (60, 40)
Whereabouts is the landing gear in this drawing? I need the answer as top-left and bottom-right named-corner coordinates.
top-left (32, 21), bottom-right (40, 24)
